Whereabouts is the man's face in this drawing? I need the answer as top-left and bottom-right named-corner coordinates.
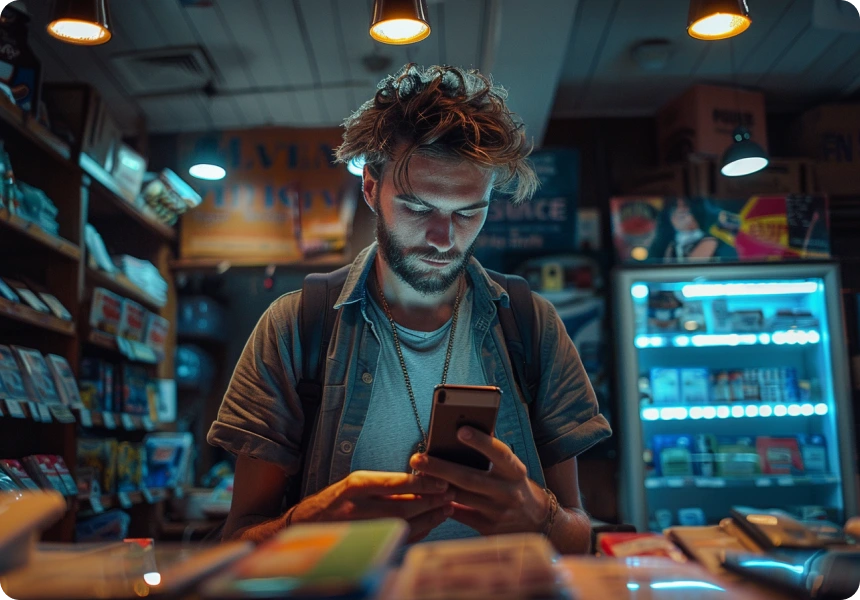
top-left (365, 154), bottom-right (493, 295)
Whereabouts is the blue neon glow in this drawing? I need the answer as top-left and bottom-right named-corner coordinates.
top-left (650, 581), bottom-right (725, 592)
top-left (739, 560), bottom-right (804, 574)
top-left (674, 336), bottom-right (691, 347)
top-left (681, 282), bottom-right (818, 298)
top-left (640, 403), bottom-right (827, 421)
top-left (636, 331), bottom-right (820, 349)
top-left (758, 333), bottom-right (771, 344)
top-left (631, 284), bottom-right (649, 299)
top-left (627, 583), bottom-right (640, 591)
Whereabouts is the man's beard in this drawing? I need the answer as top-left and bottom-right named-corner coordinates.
top-left (374, 198), bottom-right (475, 296)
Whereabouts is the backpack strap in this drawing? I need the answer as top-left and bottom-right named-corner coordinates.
top-left (486, 270), bottom-right (541, 411)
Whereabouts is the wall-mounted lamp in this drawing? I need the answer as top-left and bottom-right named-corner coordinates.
top-left (370, 0), bottom-right (431, 45)
top-left (687, 0), bottom-right (751, 40)
top-left (721, 126), bottom-right (768, 177)
top-left (47, 0), bottom-right (112, 46)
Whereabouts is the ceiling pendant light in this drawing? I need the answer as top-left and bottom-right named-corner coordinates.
top-left (688, 0), bottom-right (751, 40)
top-left (721, 126), bottom-right (768, 177)
top-left (370, 0), bottom-right (431, 45)
top-left (188, 136), bottom-right (226, 181)
top-left (47, 0), bottom-right (112, 46)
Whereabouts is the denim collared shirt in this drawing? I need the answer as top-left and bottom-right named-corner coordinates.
top-left (207, 243), bottom-right (611, 497)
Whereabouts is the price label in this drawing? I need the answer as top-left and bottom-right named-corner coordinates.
top-left (117, 492), bottom-right (133, 509)
top-left (89, 493), bottom-right (105, 514)
top-left (755, 478), bottom-right (773, 487)
top-left (37, 405), bottom-right (52, 422)
top-left (142, 416), bottom-right (155, 431)
top-left (5, 400), bottom-right (25, 418)
top-left (121, 413), bottom-right (135, 430)
top-left (28, 402), bottom-right (41, 422)
top-left (79, 409), bottom-right (93, 428)
top-left (777, 477), bottom-right (795, 487)
top-left (142, 488), bottom-right (155, 504)
top-left (695, 477), bottom-right (726, 488)
top-left (666, 478), bottom-right (685, 488)
top-left (102, 412), bottom-right (117, 429)
top-left (644, 479), bottom-right (659, 489)
top-left (50, 405), bottom-right (76, 423)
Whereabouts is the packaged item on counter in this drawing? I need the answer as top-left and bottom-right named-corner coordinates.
top-left (75, 509), bottom-right (131, 543)
top-left (45, 354), bottom-right (82, 407)
top-left (0, 459), bottom-right (39, 490)
top-left (144, 313), bottom-right (170, 361)
top-left (89, 287), bottom-right (123, 334)
top-left (50, 455), bottom-right (78, 496)
top-left (797, 434), bottom-right (828, 475)
top-left (12, 346), bottom-right (62, 405)
top-left (2, 278), bottom-right (49, 313)
top-left (0, 277), bottom-right (20, 303)
top-left (118, 299), bottom-right (147, 342)
top-left (710, 298), bottom-right (731, 333)
top-left (680, 368), bottom-right (710, 404)
top-left (757, 437), bottom-right (805, 475)
top-left (652, 434), bottom-right (694, 477)
top-left (144, 433), bottom-right (193, 489)
top-left (116, 442), bottom-right (145, 492)
top-left (680, 301), bottom-right (706, 332)
top-left (692, 434), bottom-right (718, 477)
top-left (0, 344), bottom-right (31, 402)
top-left (648, 291), bottom-right (683, 331)
top-left (21, 454), bottom-right (65, 494)
top-left (651, 368), bottom-right (680, 404)
top-left (597, 532), bottom-right (687, 561)
top-left (730, 310), bottom-right (764, 332)
top-left (715, 436), bottom-right (760, 478)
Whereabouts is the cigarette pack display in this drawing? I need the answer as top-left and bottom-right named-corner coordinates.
top-left (797, 434), bottom-right (828, 475)
top-left (757, 437), bottom-right (805, 475)
top-left (715, 436), bottom-right (760, 478)
top-left (144, 313), bottom-right (170, 360)
top-left (0, 277), bottom-right (19, 303)
top-left (22, 455), bottom-right (65, 494)
top-left (116, 442), bottom-right (145, 492)
top-left (597, 532), bottom-right (687, 561)
top-left (651, 368), bottom-right (680, 404)
top-left (37, 292), bottom-right (72, 321)
top-left (45, 354), bottom-right (82, 407)
top-left (0, 345), bottom-right (30, 402)
top-left (2, 278), bottom-right (50, 313)
top-left (89, 287), bottom-right (123, 334)
top-left (680, 369), bottom-right (710, 404)
top-left (50, 455), bottom-right (78, 496)
top-left (11, 346), bottom-right (62, 405)
top-left (0, 459), bottom-right (40, 491)
top-left (78, 357), bottom-right (103, 410)
top-left (118, 299), bottom-right (147, 342)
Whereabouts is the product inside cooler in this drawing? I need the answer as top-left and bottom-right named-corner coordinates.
top-left (629, 278), bottom-right (843, 531)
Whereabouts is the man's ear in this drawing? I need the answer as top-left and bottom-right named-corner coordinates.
top-left (362, 164), bottom-right (377, 213)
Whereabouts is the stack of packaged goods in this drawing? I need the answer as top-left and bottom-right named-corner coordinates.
top-left (644, 366), bottom-right (808, 406)
top-left (0, 455), bottom-right (77, 497)
top-left (113, 255), bottom-right (168, 307)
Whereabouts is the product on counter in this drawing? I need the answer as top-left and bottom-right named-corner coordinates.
top-left (12, 346), bottom-right (62, 405)
top-left (45, 354), bottom-right (82, 407)
top-left (118, 299), bottom-right (147, 342)
top-left (89, 287), bottom-right (123, 334)
top-left (598, 532), bottom-right (687, 561)
top-left (757, 437), bottom-right (805, 475)
top-left (0, 344), bottom-right (30, 402)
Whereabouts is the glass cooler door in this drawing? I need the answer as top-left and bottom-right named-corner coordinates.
top-left (615, 263), bottom-right (858, 533)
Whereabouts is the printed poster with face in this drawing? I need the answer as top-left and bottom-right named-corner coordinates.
top-left (610, 195), bottom-right (830, 264)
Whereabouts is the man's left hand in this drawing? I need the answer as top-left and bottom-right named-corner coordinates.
top-left (409, 427), bottom-right (549, 536)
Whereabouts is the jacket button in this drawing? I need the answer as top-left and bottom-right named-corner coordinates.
top-left (361, 372), bottom-right (373, 384)
top-left (340, 440), bottom-right (354, 454)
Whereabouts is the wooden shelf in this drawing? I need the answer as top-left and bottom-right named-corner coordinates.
top-left (0, 297), bottom-right (76, 336)
top-left (0, 399), bottom-right (76, 424)
top-left (77, 488), bottom-right (172, 515)
top-left (73, 406), bottom-right (156, 431)
top-left (0, 208), bottom-right (80, 261)
top-left (86, 267), bottom-right (165, 312)
top-left (170, 252), bottom-right (349, 272)
top-left (85, 330), bottom-right (160, 365)
top-left (81, 154), bottom-right (176, 242)
top-left (0, 98), bottom-right (71, 163)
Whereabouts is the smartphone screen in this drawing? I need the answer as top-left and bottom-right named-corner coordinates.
top-left (425, 384), bottom-right (501, 471)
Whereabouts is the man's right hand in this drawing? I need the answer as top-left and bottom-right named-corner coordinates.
top-left (289, 470), bottom-right (455, 543)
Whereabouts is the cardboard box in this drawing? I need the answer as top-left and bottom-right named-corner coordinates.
top-left (797, 104), bottom-right (860, 195)
top-left (657, 84), bottom-right (768, 165)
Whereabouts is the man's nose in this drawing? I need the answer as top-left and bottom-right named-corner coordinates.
top-left (426, 214), bottom-right (455, 253)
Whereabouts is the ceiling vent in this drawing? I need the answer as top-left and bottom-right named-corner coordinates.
top-left (111, 46), bottom-right (215, 97)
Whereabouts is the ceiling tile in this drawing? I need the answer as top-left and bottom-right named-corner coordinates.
top-left (181, 3), bottom-right (253, 90)
top-left (298, 0), bottom-right (348, 84)
top-left (443, 0), bottom-right (483, 69)
top-left (140, 95), bottom-right (211, 133)
top-left (293, 90), bottom-right (328, 125)
top-left (255, 0), bottom-right (316, 87)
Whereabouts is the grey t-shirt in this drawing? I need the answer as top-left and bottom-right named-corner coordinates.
top-left (351, 287), bottom-right (485, 542)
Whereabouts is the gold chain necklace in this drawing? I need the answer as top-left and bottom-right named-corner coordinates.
top-left (375, 274), bottom-right (464, 461)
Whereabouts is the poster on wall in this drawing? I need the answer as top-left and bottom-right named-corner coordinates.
top-left (178, 128), bottom-right (356, 263)
top-left (610, 195), bottom-right (830, 264)
top-left (474, 148), bottom-right (580, 269)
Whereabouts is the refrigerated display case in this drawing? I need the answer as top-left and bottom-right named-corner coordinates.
top-left (614, 263), bottom-right (857, 532)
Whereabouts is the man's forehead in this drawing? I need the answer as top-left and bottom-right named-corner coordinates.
top-left (384, 154), bottom-right (494, 201)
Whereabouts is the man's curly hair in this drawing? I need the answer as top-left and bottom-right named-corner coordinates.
top-left (335, 64), bottom-right (539, 205)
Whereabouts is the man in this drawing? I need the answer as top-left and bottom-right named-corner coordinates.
top-left (207, 64), bottom-right (612, 552)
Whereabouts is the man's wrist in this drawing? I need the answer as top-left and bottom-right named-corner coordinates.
top-left (540, 488), bottom-right (559, 537)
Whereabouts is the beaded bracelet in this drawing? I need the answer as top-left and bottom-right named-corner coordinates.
top-left (542, 488), bottom-right (559, 537)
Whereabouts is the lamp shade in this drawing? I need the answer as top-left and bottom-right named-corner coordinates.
top-left (720, 127), bottom-right (768, 177)
top-left (47, 0), bottom-right (111, 46)
top-left (370, 0), bottom-right (431, 45)
top-left (189, 136), bottom-right (227, 181)
top-left (687, 0), bottom-right (751, 40)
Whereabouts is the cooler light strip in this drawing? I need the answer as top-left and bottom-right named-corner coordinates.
top-left (634, 330), bottom-right (820, 348)
top-left (641, 403), bottom-right (828, 421)
top-left (681, 282), bottom-right (819, 298)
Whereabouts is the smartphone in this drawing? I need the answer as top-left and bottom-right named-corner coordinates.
top-left (426, 384), bottom-right (501, 471)
top-left (729, 507), bottom-right (821, 550)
